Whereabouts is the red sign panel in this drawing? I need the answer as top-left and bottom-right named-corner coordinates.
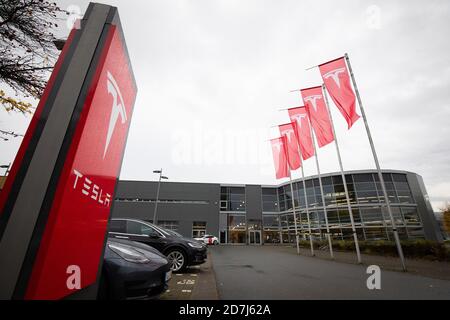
top-left (25, 26), bottom-right (137, 299)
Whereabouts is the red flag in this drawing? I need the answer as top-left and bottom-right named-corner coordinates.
top-left (270, 137), bottom-right (289, 179)
top-left (300, 86), bottom-right (334, 148)
top-left (279, 123), bottom-right (301, 170)
top-left (288, 107), bottom-right (315, 160)
top-left (319, 57), bottom-right (360, 129)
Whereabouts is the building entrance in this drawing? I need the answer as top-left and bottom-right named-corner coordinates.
top-left (248, 230), bottom-right (262, 245)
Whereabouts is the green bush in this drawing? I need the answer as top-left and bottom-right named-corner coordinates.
top-left (296, 238), bottom-right (450, 261)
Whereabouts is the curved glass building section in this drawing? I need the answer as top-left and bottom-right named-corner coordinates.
top-left (272, 171), bottom-right (425, 244)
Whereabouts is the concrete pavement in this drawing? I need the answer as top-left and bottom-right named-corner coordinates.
top-left (210, 245), bottom-right (450, 300)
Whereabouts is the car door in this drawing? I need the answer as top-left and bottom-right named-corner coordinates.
top-left (126, 220), bottom-right (167, 252)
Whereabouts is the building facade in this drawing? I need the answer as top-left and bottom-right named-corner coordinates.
top-left (112, 169), bottom-right (443, 244)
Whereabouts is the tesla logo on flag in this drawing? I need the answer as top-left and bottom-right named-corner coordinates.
top-left (291, 114), bottom-right (307, 128)
top-left (304, 95), bottom-right (322, 112)
top-left (104, 71), bottom-right (127, 159)
top-left (323, 68), bottom-right (345, 88)
top-left (281, 129), bottom-right (294, 143)
top-left (273, 141), bottom-right (283, 153)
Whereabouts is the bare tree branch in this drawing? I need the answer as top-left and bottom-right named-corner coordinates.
top-left (0, 0), bottom-right (67, 110)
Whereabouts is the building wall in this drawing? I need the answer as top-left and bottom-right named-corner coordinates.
top-left (113, 181), bottom-right (220, 238)
top-left (245, 184), bottom-right (263, 221)
top-left (406, 172), bottom-right (443, 241)
top-left (112, 169), bottom-right (443, 243)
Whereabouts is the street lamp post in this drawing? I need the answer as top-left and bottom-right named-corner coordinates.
top-left (152, 169), bottom-right (168, 225)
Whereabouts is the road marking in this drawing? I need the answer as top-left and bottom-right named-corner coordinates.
top-left (182, 290), bottom-right (191, 293)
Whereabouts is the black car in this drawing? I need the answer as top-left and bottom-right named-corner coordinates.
top-left (108, 218), bottom-right (207, 272)
top-left (99, 238), bottom-right (172, 300)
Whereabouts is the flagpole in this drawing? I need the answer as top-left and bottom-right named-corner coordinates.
top-left (297, 155), bottom-right (315, 256)
top-left (322, 85), bottom-right (362, 264)
top-left (308, 126), bottom-right (334, 259)
top-left (288, 168), bottom-right (301, 255)
top-left (344, 53), bottom-right (406, 271)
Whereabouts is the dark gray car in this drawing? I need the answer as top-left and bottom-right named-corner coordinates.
top-left (99, 238), bottom-right (172, 299)
top-left (108, 218), bottom-right (207, 272)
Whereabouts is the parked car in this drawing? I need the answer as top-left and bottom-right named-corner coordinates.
top-left (99, 238), bottom-right (172, 300)
top-left (194, 234), bottom-right (219, 245)
top-left (108, 218), bottom-right (207, 272)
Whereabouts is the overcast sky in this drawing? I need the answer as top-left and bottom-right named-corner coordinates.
top-left (1, 0), bottom-right (449, 211)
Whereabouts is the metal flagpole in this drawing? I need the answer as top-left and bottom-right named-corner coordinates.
top-left (288, 168), bottom-right (301, 255)
top-left (322, 85), bottom-right (362, 264)
top-left (308, 126), bottom-right (334, 259)
top-left (344, 53), bottom-right (406, 271)
top-left (297, 156), bottom-right (315, 256)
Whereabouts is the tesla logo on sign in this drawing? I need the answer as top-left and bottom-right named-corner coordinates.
top-left (104, 71), bottom-right (127, 159)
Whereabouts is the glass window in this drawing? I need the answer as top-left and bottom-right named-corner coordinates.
top-left (220, 200), bottom-right (227, 210)
top-left (126, 220), bottom-right (159, 236)
top-left (322, 176), bottom-right (332, 185)
top-left (397, 190), bottom-right (413, 203)
top-left (158, 220), bottom-right (179, 231)
top-left (228, 215), bottom-right (246, 243)
top-left (312, 178), bottom-right (320, 187)
top-left (263, 215), bottom-right (280, 228)
top-left (353, 173), bottom-right (374, 183)
top-left (332, 175), bottom-right (343, 185)
top-left (338, 209), bottom-right (350, 224)
top-left (382, 173), bottom-right (393, 182)
top-left (229, 200), bottom-right (245, 211)
top-left (392, 174), bottom-right (408, 183)
top-left (356, 190), bottom-right (379, 204)
top-left (360, 208), bottom-right (384, 224)
top-left (109, 220), bottom-right (126, 233)
top-left (192, 221), bottom-right (207, 238)
top-left (402, 208), bottom-right (421, 225)
top-left (345, 174), bottom-right (354, 184)
top-left (394, 181), bottom-right (410, 191)
top-left (364, 227), bottom-right (388, 240)
top-left (354, 181), bottom-right (377, 191)
top-left (407, 227), bottom-right (425, 239)
top-left (327, 210), bottom-right (339, 224)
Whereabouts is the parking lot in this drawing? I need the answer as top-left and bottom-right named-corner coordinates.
top-left (160, 252), bottom-right (218, 300)
top-left (161, 245), bottom-right (450, 300)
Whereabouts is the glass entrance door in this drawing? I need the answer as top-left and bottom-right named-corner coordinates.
top-left (249, 230), bottom-right (261, 245)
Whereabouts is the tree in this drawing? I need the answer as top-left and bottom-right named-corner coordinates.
top-left (0, 0), bottom-right (66, 114)
top-left (442, 204), bottom-right (450, 236)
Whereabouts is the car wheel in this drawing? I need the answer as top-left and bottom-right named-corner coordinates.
top-left (166, 248), bottom-right (187, 272)
top-left (213, 240), bottom-right (219, 245)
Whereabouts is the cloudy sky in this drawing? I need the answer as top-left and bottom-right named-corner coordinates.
top-left (1, 0), bottom-right (449, 211)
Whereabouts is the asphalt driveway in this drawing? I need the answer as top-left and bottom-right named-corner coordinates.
top-left (210, 245), bottom-right (450, 300)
